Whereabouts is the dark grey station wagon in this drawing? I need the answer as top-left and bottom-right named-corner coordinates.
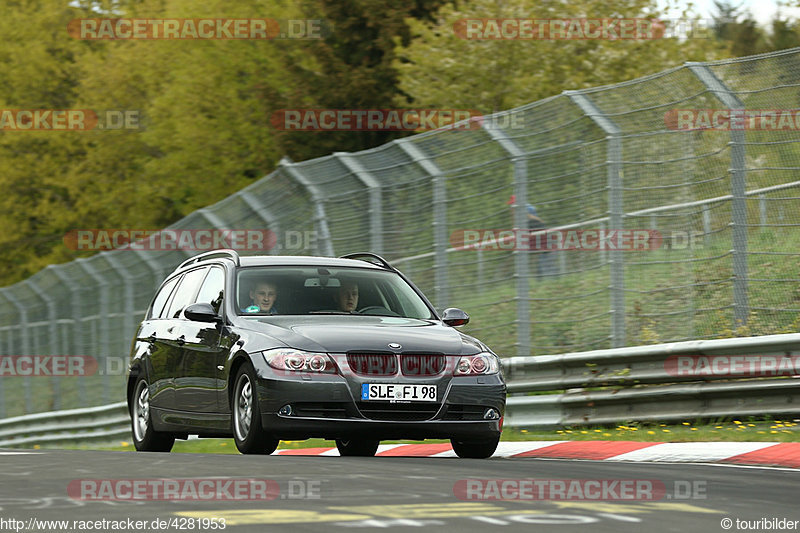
top-left (127, 250), bottom-right (506, 458)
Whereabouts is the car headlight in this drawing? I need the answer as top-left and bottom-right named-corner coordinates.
top-left (263, 348), bottom-right (338, 374)
top-left (453, 352), bottom-right (499, 376)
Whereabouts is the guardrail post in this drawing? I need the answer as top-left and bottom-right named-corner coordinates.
top-left (279, 157), bottom-right (335, 257)
top-left (394, 139), bottom-right (449, 310)
top-left (688, 62), bottom-right (749, 328)
top-left (26, 280), bottom-right (62, 410)
top-left (335, 153), bottom-right (384, 255)
top-left (0, 290), bottom-right (32, 413)
top-left (482, 121), bottom-right (531, 357)
top-left (566, 91), bottom-right (626, 348)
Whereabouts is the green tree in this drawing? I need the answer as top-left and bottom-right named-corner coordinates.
top-left (711, 1), bottom-right (765, 56)
top-left (393, 0), bottom-right (728, 113)
top-left (264, 0), bottom-right (448, 161)
top-left (0, 0), bottom-right (91, 281)
top-left (759, 16), bottom-right (800, 52)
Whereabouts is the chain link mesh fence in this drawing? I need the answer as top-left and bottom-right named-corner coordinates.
top-left (2, 48), bottom-right (800, 418)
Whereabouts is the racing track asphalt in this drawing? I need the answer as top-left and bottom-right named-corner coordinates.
top-left (0, 449), bottom-right (798, 532)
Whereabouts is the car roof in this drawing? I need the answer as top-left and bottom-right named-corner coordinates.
top-left (237, 255), bottom-right (385, 269)
top-left (170, 254), bottom-right (388, 277)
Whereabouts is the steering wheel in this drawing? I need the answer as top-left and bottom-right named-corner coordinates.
top-left (357, 306), bottom-right (400, 316)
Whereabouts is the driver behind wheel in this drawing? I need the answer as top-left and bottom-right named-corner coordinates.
top-left (244, 280), bottom-right (279, 314)
top-left (336, 280), bottom-right (359, 313)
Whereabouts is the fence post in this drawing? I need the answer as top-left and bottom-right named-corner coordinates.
top-left (48, 266), bottom-right (87, 402)
top-left (26, 280), bottom-right (62, 410)
top-left (335, 153), bottom-right (383, 255)
top-left (236, 191), bottom-right (282, 255)
top-left (75, 259), bottom-right (111, 405)
top-left (394, 139), bottom-right (449, 310)
top-left (688, 62), bottom-right (749, 328)
top-left (482, 121), bottom-right (531, 357)
top-left (0, 327), bottom-right (4, 417)
top-left (103, 254), bottom-right (138, 355)
top-left (567, 91), bottom-right (626, 348)
top-left (131, 249), bottom-right (165, 290)
top-left (0, 290), bottom-right (32, 413)
top-left (279, 157), bottom-right (335, 257)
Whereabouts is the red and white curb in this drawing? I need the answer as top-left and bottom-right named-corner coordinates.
top-left (274, 440), bottom-right (800, 468)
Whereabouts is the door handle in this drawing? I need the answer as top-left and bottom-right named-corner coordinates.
top-left (177, 335), bottom-right (185, 346)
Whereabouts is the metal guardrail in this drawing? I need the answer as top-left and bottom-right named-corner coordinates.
top-left (1, 333), bottom-right (799, 446)
top-left (504, 333), bottom-right (800, 429)
top-left (0, 401), bottom-right (129, 448)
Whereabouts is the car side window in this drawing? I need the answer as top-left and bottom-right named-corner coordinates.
top-left (147, 276), bottom-right (180, 320)
top-left (195, 266), bottom-right (225, 315)
top-left (165, 267), bottom-right (209, 319)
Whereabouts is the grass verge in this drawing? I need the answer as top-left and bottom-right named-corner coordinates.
top-left (52, 417), bottom-right (799, 453)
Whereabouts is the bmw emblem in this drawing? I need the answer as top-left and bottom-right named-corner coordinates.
top-left (388, 343), bottom-right (402, 350)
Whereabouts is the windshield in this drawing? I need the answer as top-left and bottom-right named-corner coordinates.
top-left (235, 266), bottom-right (435, 319)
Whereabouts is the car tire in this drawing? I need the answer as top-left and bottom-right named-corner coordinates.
top-left (450, 436), bottom-right (500, 459)
top-left (335, 439), bottom-right (380, 457)
top-left (130, 377), bottom-right (175, 452)
top-left (232, 362), bottom-right (279, 455)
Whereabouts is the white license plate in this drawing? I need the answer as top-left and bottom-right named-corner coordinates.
top-left (361, 384), bottom-right (437, 402)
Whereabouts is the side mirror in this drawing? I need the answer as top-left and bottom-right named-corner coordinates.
top-left (184, 302), bottom-right (221, 323)
top-left (442, 307), bottom-right (470, 327)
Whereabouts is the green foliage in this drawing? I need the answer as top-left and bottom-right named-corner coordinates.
top-left (0, 0), bottom-right (797, 290)
top-left (393, 0), bottom-right (727, 113)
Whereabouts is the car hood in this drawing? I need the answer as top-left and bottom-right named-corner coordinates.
top-left (238, 315), bottom-right (485, 355)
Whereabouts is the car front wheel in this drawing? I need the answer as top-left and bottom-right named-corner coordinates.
top-left (450, 436), bottom-right (500, 459)
top-left (131, 377), bottom-right (175, 452)
top-left (232, 362), bottom-right (279, 455)
top-left (335, 439), bottom-right (380, 457)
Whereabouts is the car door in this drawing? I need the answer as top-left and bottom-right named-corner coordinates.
top-left (178, 265), bottom-right (228, 415)
top-left (139, 275), bottom-right (181, 411)
top-left (162, 266), bottom-right (209, 412)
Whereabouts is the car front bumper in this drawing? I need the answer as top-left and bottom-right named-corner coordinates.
top-left (261, 414), bottom-right (502, 441)
top-left (253, 360), bottom-right (506, 441)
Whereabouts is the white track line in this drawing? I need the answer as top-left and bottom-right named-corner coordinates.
top-left (608, 442), bottom-right (779, 462)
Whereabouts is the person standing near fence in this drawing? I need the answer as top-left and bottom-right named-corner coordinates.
top-left (508, 195), bottom-right (555, 279)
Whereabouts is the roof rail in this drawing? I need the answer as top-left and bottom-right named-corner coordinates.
top-left (339, 252), bottom-right (397, 272)
top-left (177, 249), bottom-right (241, 270)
